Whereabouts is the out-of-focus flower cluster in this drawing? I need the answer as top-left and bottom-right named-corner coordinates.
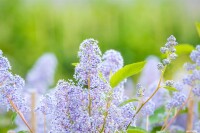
top-left (0, 50), bottom-right (28, 113)
top-left (183, 45), bottom-right (200, 96)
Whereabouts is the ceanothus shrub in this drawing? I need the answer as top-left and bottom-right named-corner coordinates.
top-left (0, 35), bottom-right (200, 133)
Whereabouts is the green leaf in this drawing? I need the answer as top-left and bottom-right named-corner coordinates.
top-left (127, 127), bottom-right (147, 133)
top-left (175, 44), bottom-right (194, 55)
top-left (198, 102), bottom-right (200, 114)
top-left (161, 44), bottom-right (194, 59)
top-left (119, 98), bottom-right (138, 107)
top-left (11, 112), bottom-right (17, 124)
top-left (110, 61), bottom-right (146, 88)
top-left (149, 106), bottom-right (165, 125)
top-left (179, 107), bottom-right (188, 114)
top-left (18, 131), bottom-right (29, 133)
top-left (150, 126), bottom-right (162, 133)
top-left (72, 63), bottom-right (79, 66)
top-left (163, 86), bottom-right (178, 92)
top-left (196, 22), bottom-right (200, 37)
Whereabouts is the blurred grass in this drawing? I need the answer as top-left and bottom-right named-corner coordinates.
top-left (0, 0), bottom-right (200, 82)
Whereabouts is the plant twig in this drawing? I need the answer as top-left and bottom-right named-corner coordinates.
top-left (161, 108), bottom-right (172, 130)
top-left (7, 96), bottom-right (33, 133)
top-left (126, 71), bottom-right (163, 129)
top-left (162, 88), bottom-right (192, 131)
top-left (88, 77), bottom-right (92, 117)
top-left (100, 100), bottom-right (110, 133)
top-left (31, 92), bottom-right (36, 133)
top-left (186, 94), bottom-right (194, 131)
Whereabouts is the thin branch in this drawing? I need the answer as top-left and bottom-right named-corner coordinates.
top-left (186, 94), bottom-right (194, 131)
top-left (126, 72), bottom-right (163, 129)
top-left (100, 100), bottom-right (110, 133)
top-left (161, 108), bottom-right (172, 130)
top-left (31, 92), bottom-right (36, 133)
top-left (88, 77), bottom-right (92, 117)
top-left (7, 96), bottom-right (33, 133)
top-left (162, 88), bottom-right (192, 131)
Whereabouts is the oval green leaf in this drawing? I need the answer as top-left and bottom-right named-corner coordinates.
top-left (110, 61), bottom-right (146, 88)
top-left (18, 131), bottom-right (29, 133)
top-left (163, 86), bottom-right (177, 92)
top-left (196, 22), bottom-right (200, 37)
top-left (11, 112), bottom-right (17, 124)
top-left (72, 63), bottom-right (79, 66)
top-left (175, 44), bottom-right (194, 55)
top-left (127, 127), bottom-right (147, 133)
top-left (119, 98), bottom-right (138, 107)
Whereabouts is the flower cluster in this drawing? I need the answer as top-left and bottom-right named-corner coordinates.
top-left (0, 50), bottom-right (28, 112)
top-left (36, 39), bottom-right (136, 132)
top-left (157, 35), bottom-right (178, 70)
top-left (166, 81), bottom-right (187, 109)
top-left (15, 53), bottom-right (58, 133)
top-left (26, 53), bottom-right (57, 94)
top-left (183, 45), bottom-right (200, 97)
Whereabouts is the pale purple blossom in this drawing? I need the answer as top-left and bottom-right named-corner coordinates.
top-left (26, 53), bottom-right (57, 93)
top-left (166, 92), bottom-right (186, 109)
top-left (140, 99), bottom-right (155, 116)
top-left (0, 50), bottom-right (28, 113)
top-left (157, 35), bottom-right (178, 70)
top-left (183, 45), bottom-right (200, 96)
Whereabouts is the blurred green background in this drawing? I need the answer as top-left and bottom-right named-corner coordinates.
top-left (0, 0), bottom-right (200, 81)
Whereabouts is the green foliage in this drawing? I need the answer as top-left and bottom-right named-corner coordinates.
top-left (149, 106), bottom-right (165, 125)
top-left (179, 108), bottom-right (188, 114)
top-left (163, 86), bottom-right (178, 92)
top-left (110, 61), bottom-right (146, 88)
top-left (127, 127), bottom-right (147, 133)
top-left (119, 98), bottom-right (138, 107)
top-left (196, 22), bottom-right (200, 37)
top-left (175, 44), bottom-right (194, 56)
top-left (11, 112), bottom-right (17, 124)
top-left (72, 63), bottom-right (79, 66)
top-left (18, 131), bottom-right (29, 133)
top-left (198, 102), bottom-right (200, 116)
top-left (150, 126), bottom-right (162, 133)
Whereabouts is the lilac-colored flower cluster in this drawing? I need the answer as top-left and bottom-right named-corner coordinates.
top-left (183, 45), bottom-right (200, 96)
top-left (26, 53), bottom-right (57, 94)
top-left (194, 120), bottom-right (200, 132)
top-left (74, 39), bottom-right (102, 88)
top-left (166, 82), bottom-right (186, 109)
top-left (15, 53), bottom-right (58, 133)
top-left (166, 91), bottom-right (186, 109)
top-left (36, 39), bottom-right (135, 132)
top-left (157, 35), bottom-right (178, 70)
top-left (0, 50), bottom-right (28, 113)
top-left (140, 99), bottom-right (155, 116)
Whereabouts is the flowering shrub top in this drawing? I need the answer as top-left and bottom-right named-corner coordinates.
top-left (1, 33), bottom-right (200, 133)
